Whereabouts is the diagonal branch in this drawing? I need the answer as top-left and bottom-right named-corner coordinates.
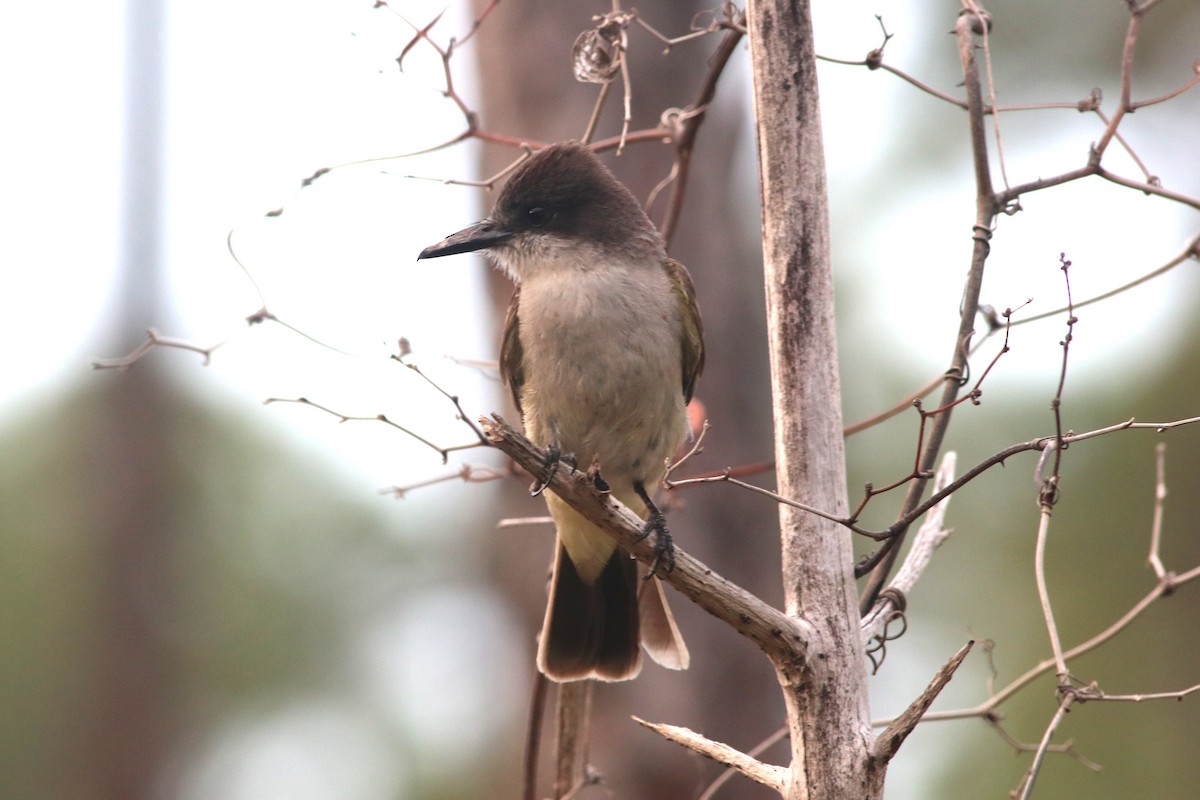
top-left (860, 6), bottom-right (997, 612)
top-left (870, 640), bottom-right (974, 763)
top-left (633, 717), bottom-right (787, 792)
top-left (480, 414), bottom-right (812, 664)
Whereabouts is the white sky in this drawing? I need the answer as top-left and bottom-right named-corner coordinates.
top-left (3, 0), bottom-right (1196, 467)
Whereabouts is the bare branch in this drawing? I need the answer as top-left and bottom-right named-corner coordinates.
top-left (1147, 442), bottom-right (1168, 580)
top-left (392, 345), bottom-right (490, 443)
top-left (855, 413), bottom-right (1200, 548)
top-left (1031, 255), bottom-right (1078, 682)
top-left (1012, 232), bottom-right (1200, 327)
top-left (1130, 65), bottom-right (1200, 110)
top-left (696, 725), bottom-right (790, 800)
top-left (264, 396), bottom-right (483, 464)
top-left (665, 467), bottom-right (845, 526)
top-left (861, 453), bottom-right (957, 644)
top-left (1015, 693), bottom-right (1076, 800)
top-left (1091, 106), bottom-right (1157, 183)
top-left (1033, 504), bottom-right (1069, 681)
top-left (380, 463), bottom-right (510, 499)
top-left (860, 10), bottom-right (997, 610)
top-left (844, 325), bottom-right (1004, 436)
top-left (1073, 683), bottom-right (1200, 703)
top-left (657, 21), bottom-right (745, 247)
top-left (633, 717), bottom-right (787, 793)
top-left (914, 568), bottom-right (1197, 726)
top-left (815, 14), bottom-right (968, 109)
top-left (985, 715), bottom-right (1102, 772)
top-left (91, 328), bottom-right (223, 371)
top-left (870, 640), bottom-right (974, 763)
top-left (664, 419), bottom-right (710, 480)
top-left (1091, 1), bottom-right (1146, 159)
top-left (480, 414), bottom-right (812, 665)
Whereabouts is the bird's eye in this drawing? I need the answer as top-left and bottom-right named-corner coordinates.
top-left (526, 206), bottom-right (551, 227)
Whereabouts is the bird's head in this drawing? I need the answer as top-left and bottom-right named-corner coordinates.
top-left (417, 142), bottom-right (661, 280)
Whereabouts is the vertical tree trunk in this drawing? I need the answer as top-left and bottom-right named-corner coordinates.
top-left (745, 1), bottom-right (873, 797)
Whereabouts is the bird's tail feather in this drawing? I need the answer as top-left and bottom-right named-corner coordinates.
top-left (638, 573), bottom-right (690, 670)
top-left (538, 542), bottom-right (641, 682)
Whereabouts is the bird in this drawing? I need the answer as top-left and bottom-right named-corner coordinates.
top-left (418, 141), bottom-right (703, 681)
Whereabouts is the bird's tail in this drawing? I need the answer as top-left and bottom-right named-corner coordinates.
top-left (538, 539), bottom-right (641, 681)
top-left (638, 571), bottom-right (690, 671)
top-left (537, 497), bottom-right (689, 681)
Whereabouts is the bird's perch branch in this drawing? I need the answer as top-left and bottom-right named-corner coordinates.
top-left (480, 414), bottom-right (812, 665)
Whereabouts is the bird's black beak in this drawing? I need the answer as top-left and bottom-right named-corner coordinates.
top-left (418, 219), bottom-right (513, 259)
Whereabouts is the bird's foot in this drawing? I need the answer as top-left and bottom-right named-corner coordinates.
top-left (639, 510), bottom-right (676, 579)
top-left (633, 480), bottom-right (676, 578)
top-left (530, 446), bottom-right (576, 497)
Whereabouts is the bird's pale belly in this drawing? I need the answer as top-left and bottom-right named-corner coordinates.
top-left (516, 262), bottom-right (688, 488)
top-left (522, 333), bottom-right (686, 487)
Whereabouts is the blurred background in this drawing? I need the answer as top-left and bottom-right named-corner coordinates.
top-left (2, 0), bottom-right (1198, 798)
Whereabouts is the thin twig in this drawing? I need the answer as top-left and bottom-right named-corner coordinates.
top-left (664, 468), bottom-right (847, 526)
top-left (985, 714), bottom-right (1102, 771)
top-left (264, 396), bottom-right (483, 464)
top-left (861, 453), bottom-right (957, 644)
top-left (1147, 442), bottom-right (1168, 580)
top-left (91, 328), bottom-right (223, 370)
top-left (1015, 693), bottom-right (1076, 800)
top-left (1090, 105), bottom-right (1157, 182)
top-left (1074, 683), bottom-right (1200, 703)
top-left (859, 9), bottom-right (996, 612)
top-left (1011, 232), bottom-right (1200, 327)
top-left (658, 21), bottom-right (744, 246)
top-left (380, 463), bottom-right (510, 499)
top-left (1034, 257), bottom-right (1078, 683)
top-left (392, 347), bottom-right (490, 443)
top-left (664, 419), bottom-right (710, 480)
top-left (844, 327), bottom-right (1002, 436)
top-left (1033, 504), bottom-right (1068, 681)
top-left (911, 567), bottom-right (1196, 725)
top-left (1130, 68), bottom-right (1200, 110)
top-left (854, 414), bottom-right (1200, 544)
top-left (580, 80), bottom-right (612, 145)
top-left (1092, 3), bottom-right (1145, 159)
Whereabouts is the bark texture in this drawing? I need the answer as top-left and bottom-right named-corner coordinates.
top-left (745, 1), bottom-right (874, 796)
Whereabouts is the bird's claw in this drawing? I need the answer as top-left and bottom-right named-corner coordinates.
top-left (530, 446), bottom-right (576, 496)
top-left (638, 511), bottom-right (676, 579)
top-left (632, 479), bottom-right (676, 578)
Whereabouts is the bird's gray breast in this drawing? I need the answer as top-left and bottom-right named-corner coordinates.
top-left (516, 260), bottom-right (686, 482)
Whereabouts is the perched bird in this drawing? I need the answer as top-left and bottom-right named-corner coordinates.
top-left (418, 142), bottom-right (703, 681)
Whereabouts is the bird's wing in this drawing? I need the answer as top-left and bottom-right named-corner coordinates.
top-left (499, 286), bottom-right (525, 416)
top-left (663, 258), bottom-right (705, 403)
